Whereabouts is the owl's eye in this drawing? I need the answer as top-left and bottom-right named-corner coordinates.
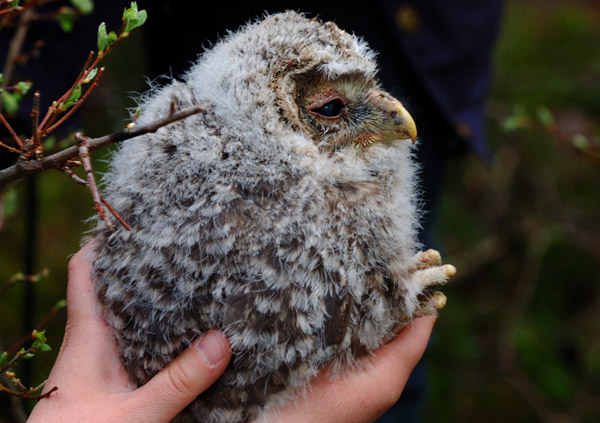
top-left (309, 97), bottom-right (346, 119)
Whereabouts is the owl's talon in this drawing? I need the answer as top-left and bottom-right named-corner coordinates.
top-left (430, 291), bottom-right (447, 310)
top-left (443, 264), bottom-right (457, 278)
top-left (412, 249), bottom-right (442, 270)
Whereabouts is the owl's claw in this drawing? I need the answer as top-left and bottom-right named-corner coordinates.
top-left (429, 291), bottom-right (447, 310)
top-left (411, 249), bottom-right (442, 270)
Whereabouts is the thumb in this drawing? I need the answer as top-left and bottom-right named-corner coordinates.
top-left (128, 330), bottom-right (231, 422)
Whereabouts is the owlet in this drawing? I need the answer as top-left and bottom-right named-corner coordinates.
top-left (91, 11), bottom-right (455, 423)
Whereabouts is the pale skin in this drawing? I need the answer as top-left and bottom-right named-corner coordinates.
top-left (27, 243), bottom-right (436, 423)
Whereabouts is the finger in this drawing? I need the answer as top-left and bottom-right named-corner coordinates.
top-left (128, 331), bottom-right (231, 421)
top-left (48, 241), bottom-right (132, 389)
top-left (376, 315), bottom-right (437, 374)
top-left (66, 241), bottom-right (100, 324)
top-left (64, 240), bottom-right (115, 357)
top-left (350, 316), bottom-right (436, 419)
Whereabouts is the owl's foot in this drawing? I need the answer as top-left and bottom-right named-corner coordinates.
top-left (410, 249), bottom-right (455, 313)
top-left (410, 249), bottom-right (456, 289)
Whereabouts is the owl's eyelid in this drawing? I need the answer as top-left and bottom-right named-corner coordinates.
top-left (309, 93), bottom-right (347, 110)
top-left (308, 94), bottom-right (347, 119)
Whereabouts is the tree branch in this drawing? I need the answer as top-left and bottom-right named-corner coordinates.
top-left (0, 382), bottom-right (58, 400)
top-left (0, 104), bottom-right (207, 188)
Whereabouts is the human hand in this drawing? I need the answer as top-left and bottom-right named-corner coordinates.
top-left (27, 242), bottom-right (232, 423)
top-left (257, 315), bottom-right (436, 423)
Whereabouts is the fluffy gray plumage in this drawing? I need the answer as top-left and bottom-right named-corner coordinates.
top-left (91, 11), bottom-right (453, 423)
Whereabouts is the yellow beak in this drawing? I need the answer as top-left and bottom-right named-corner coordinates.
top-left (367, 90), bottom-right (417, 144)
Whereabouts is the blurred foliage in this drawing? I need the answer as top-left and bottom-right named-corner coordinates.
top-left (1, 0), bottom-right (599, 421)
top-left (426, 1), bottom-right (600, 422)
top-left (0, 2), bottom-right (146, 417)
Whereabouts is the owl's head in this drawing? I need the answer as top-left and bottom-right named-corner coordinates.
top-left (186, 11), bottom-right (416, 157)
top-left (290, 70), bottom-right (416, 150)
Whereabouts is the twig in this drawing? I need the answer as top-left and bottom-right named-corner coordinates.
top-left (0, 104), bottom-right (207, 187)
top-left (0, 140), bottom-right (20, 153)
top-left (29, 91), bottom-right (41, 158)
top-left (1, 347), bottom-right (33, 373)
top-left (37, 16), bottom-right (131, 134)
top-left (0, 5), bottom-right (33, 93)
top-left (0, 7), bottom-right (23, 18)
top-left (100, 194), bottom-right (131, 231)
top-left (75, 133), bottom-right (114, 230)
top-left (6, 301), bottom-right (64, 357)
top-left (0, 112), bottom-right (24, 150)
top-left (60, 165), bottom-right (87, 185)
top-left (14, 39), bottom-right (44, 67)
top-left (44, 67), bottom-right (105, 137)
top-left (0, 268), bottom-right (47, 296)
top-left (0, 383), bottom-right (58, 400)
top-left (37, 51), bottom-right (94, 132)
top-left (60, 164), bottom-right (131, 230)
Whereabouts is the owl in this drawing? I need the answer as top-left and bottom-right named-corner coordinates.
top-left (91, 11), bottom-right (455, 423)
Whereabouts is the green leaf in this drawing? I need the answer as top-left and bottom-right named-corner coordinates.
top-left (33, 329), bottom-right (47, 343)
top-left (0, 351), bottom-right (8, 368)
top-left (97, 22), bottom-right (108, 53)
top-left (56, 7), bottom-right (77, 32)
top-left (97, 22), bottom-right (118, 55)
top-left (11, 0), bottom-right (19, 7)
top-left (123, 2), bottom-right (147, 34)
top-left (83, 68), bottom-right (98, 84)
top-left (61, 84), bottom-right (82, 109)
top-left (22, 353), bottom-right (35, 360)
top-left (0, 73), bottom-right (4, 84)
top-left (572, 134), bottom-right (589, 150)
top-left (38, 344), bottom-right (52, 352)
top-left (32, 330), bottom-right (51, 353)
top-left (107, 31), bottom-right (118, 47)
top-left (536, 106), bottom-right (555, 129)
top-left (70, 0), bottom-right (93, 14)
top-left (501, 104), bottom-right (530, 132)
top-left (54, 299), bottom-right (67, 310)
top-left (16, 81), bottom-right (32, 95)
top-left (1, 91), bottom-right (20, 115)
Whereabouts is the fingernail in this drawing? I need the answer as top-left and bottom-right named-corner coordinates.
top-left (193, 331), bottom-right (227, 368)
